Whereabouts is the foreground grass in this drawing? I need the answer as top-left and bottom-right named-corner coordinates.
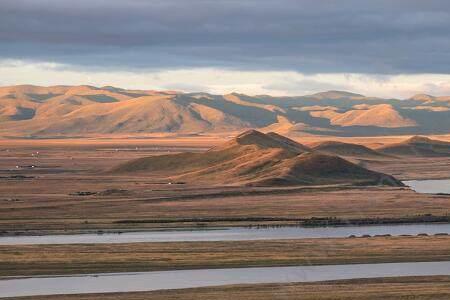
top-left (8, 276), bottom-right (450, 300)
top-left (1, 236), bottom-right (450, 277)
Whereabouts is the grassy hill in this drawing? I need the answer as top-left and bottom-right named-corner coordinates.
top-left (378, 136), bottom-right (450, 157)
top-left (114, 130), bottom-right (403, 186)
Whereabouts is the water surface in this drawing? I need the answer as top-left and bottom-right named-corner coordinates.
top-left (1, 261), bottom-right (449, 298)
top-left (404, 179), bottom-right (450, 194)
top-left (1, 223), bottom-right (449, 245)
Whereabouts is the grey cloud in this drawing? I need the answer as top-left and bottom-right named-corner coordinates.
top-left (1, 0), bottom-right (450, 74)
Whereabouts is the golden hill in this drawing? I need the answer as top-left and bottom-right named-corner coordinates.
top-left (0, 85), bottom-right (448, 136)
top-left (114, 130), bottom-right (403, 186)
top-left (378, 136), bottom-right (450, 157)
top-left (311, 104), bottom-right (417, 128)
top-left (1, 94), bottom-right (251, 134)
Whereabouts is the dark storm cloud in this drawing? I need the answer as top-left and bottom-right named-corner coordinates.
top-left (1, 0), bottom-right (450, 73)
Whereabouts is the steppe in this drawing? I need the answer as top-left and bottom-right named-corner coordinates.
top-left (1, 133), bottom-right (449, 234)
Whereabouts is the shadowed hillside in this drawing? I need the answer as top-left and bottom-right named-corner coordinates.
top-left (114, 130), bottom-right (403, 186)
top-left (311, 141), bottom-right (386, 158)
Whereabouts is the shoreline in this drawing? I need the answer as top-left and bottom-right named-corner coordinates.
top-left (2, 215), bottom-right (450, 237)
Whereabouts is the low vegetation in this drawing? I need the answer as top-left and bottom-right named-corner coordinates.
top-left (1, 236), bottom-right (449, 277)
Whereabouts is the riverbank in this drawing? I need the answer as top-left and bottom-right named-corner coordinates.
top-left (2, 214), bottom-right (450, 237)
top-left (2, 186), bottom-right (449, 235)
top-left (1, 236), bottom-right (450, 277)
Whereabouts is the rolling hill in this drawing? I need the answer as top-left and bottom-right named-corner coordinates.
top-left (309, 104), bottom-right (417, 128)
top-left (311, 141), bottom-right (386, 158)
top-left (0, 85), bottom-right (449, 136)
top-left (378, 136), bottom-right (450, 157)
top-left (114, 130), bottom-right (403, 186)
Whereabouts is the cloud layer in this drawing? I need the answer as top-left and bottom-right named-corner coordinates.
top-left (2, 60), bottom-right (450, 98)
top-left (2, 0), bottom-right (450, 74)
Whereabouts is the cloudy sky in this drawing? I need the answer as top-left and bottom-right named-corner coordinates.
top-left (1, 0), bottom-right (450, 98)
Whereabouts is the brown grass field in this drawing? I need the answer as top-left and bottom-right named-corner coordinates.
top-left (1, 135), bottom-right (450, 299)
top-left (1, 236), bottom-right (449, 277)
top-left (7, 276), bottom-right (450, 300)
top-left (0, 136), bottom-right (449, 234)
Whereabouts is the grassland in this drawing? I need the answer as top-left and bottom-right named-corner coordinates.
top-left (1, 236), bottom-right (449, 277)
top-left (1, 136), bottom-right (450, 299)
top-left (0, 137), bottom-right (449, 234)
top-left (7, 276), bottom-right (450, 300)
top-left (2, 184), bottom-right (449, 234)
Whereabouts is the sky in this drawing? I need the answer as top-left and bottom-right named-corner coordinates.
top-left (1, 0), bottom-right (450, 98)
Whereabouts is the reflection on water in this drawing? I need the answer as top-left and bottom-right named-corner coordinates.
top-left (1, 261), bottom-right (450, 298)
top-left (404, 179), bottom-right (450, 194)
top-left (1, 224), bottom-right (449, 245)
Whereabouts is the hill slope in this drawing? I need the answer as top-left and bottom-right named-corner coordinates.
top-left (311, 141), bottom-right (386, 158)
top-left (311, 104), bottom-right (416, 128)
top-left (114, 130), bottom-right (403, 186)
top-left (2, 94), bottom-right (252, 134)
top-left (378, 136), bottom-right (450, 157)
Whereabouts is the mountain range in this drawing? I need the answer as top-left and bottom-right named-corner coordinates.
top-left (1, 85), bottom-right (449, 137)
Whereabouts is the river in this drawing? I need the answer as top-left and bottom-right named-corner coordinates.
top-left (404, 179), bottom-right (450, 194)
top-left (1, 261), bottom-right (449, 298)
top-left (1, 223), bottom-right (449, 245)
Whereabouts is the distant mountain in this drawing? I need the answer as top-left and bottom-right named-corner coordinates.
top-left (410, 94), bottom-right (450, 103)
top-left (309, 104), bottom-right (416, 128)
top-left (114, 130), bottom-right (403, 186)
top-left (306, 90), bottom-right (368, 100)
top-left (0, 85), bottom-right (449, 136)
top-left (378, 136), bottom-right (450, 157)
